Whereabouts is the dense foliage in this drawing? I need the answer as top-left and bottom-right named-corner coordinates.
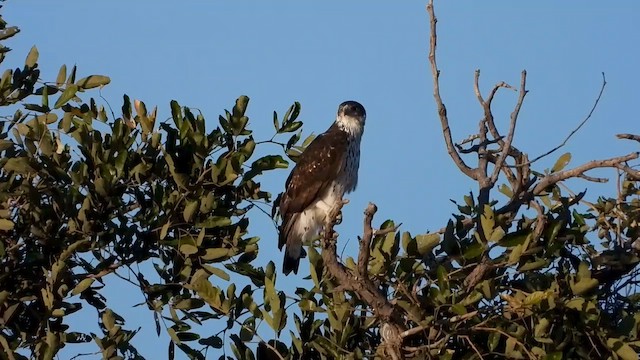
top-left (1, 3), bottom-right (639, 360)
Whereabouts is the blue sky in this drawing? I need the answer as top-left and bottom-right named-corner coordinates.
top-left (4, 1), bottom-right (640, 358)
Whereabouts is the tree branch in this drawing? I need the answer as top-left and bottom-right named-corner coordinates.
top-left (533, 152), bottom-right (639, 194)
top-left (427, 0), bottom-right (475, 180)
top-left (519, 72), bottom-right (607, 167)
top-left (357, 203), bottom-right (377, 278)
top-left (490, 71), bottom-right (527, 184)
top-left (616, 133), bottom-right (640, 143)
top-left (321, 200), bottom-right (404, 358)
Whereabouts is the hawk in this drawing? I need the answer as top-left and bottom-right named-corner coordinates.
top-left (278, 101), bottom-right (366, 275)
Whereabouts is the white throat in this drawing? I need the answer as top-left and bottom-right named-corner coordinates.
top-left (336, 114), bottom-right (364, 139)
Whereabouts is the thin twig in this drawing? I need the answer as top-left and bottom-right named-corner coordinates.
top-left (520, 72), bottom-right (607, 167)
top-left (578, 174), bottom-right (608, 183)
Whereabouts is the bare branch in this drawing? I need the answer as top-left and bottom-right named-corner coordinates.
top-left (616, 164), bottom-right (640, 181)
top-left (358, 203), bottom-right (377, 278)
top-left (484, 80), bottom-right (516, 145)
top-left (490, 70), bottom-right (527, 184)
top-left (578, 174), bottom-right (609, 183)
top-left (522, 72), bottom-right (607, 167)
top-left (321, 201), bottom-right (405, 358)
top-left (616, 133), bottom-right (640, 143)
top-left (427, 0), bottom-right (476, 180)
top-left (533, 152), bottom-right (639, 194)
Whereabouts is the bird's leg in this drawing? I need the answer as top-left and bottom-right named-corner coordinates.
top-left (332, 199), bottom-right (350, 225)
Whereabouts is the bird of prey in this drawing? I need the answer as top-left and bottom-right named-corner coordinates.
top-left (278, 101), bottom-right (366, 275)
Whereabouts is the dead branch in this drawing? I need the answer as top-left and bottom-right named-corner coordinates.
top-left (617, 133), bottom-right (640, 143)
top-left (427, 0), bottom-right (475, 180)
top-left (578, 174), bottom-right (609, 183)
top-left (490, 71), bottom-right (527, 184)
top-left (532, 152), bottom-right (639, 194)
top-left (616, 164), bottom-right (640, 181)
top-left (519, 72), bottom-right (607, 167)
top-left (357, 203), bottom-right (377, 278)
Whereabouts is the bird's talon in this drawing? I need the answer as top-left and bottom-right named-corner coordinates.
top-left (334, 211), bottom-right (343, 225)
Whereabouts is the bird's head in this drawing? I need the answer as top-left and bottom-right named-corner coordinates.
top-left (336, 100), bottom-right (366, 137)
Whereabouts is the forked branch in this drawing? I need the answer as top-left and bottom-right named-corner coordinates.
top-left (321, 201), bottom-right (404, 358)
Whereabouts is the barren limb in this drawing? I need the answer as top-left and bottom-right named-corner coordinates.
top-left (616, 164), bottom-right (640, 180)
top-left (616, 133), bottom-right (640, 143)
top-left (427, 0), bottom-right (475, 180)
top-left (519, 72), bottom-right (607, 167)
top-left (474, 70), bottom-right (490, 180)
top-left (490, 71), bottom-right (527, 184)
top-left (533, 152), bottom-right (639, 194)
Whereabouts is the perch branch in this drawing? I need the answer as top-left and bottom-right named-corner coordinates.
top-left (321, 201), bottom-right (404, 357)
top-left (427, 0), bottom-right (475, 180)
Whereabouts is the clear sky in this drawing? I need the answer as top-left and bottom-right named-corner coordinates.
top-left (4, 1), bottom-right (640, 359)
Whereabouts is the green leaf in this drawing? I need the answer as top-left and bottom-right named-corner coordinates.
top-left (67, 65), bottom-right (77, 85)
top-left (0, 26), bottom-right (18, 41)
top-left (281, 121), bottom-right (302, 133)
top-left (488, 331), bottom-right (500, 352)
top-left (551, 152), bottom-right (571, 173)
top-left (183, 200), bottom-right (199, 222)
top-left (0, 219), bottom-right (14, 231)
top-left (180, 244), bottom-right (199, 256)
top-left (56, 65), bottom-right (67, 86)
top-left (480, 204), bottom-right (495, 240)
top-left (167, 328), bottom-right (181, 345)
top-left (273, 111), bottom-right (279, 131)
top-left (37, 113), bottom-right (57, 124)
top-left (4, 157), bottom-right (34, 174)
top-left (53, 84), bottom-right (78, 109)
top-left (404, 232), bottom-right (439, 257)
top-left (203, 265), bottom-right (230, 281)
top-left (499, 184), bottom-right (513, 197)
top-left (25, 46), bottom-right (38, 67)
top-left (489, 227), bottom-right (505, 242)
top-left (196, 216), bottom-right (231, 229)
top-left (505, 337), bottom-right (521, 358)
top-left (174, 298), bottom-right (205, 310)
top-left (463, 241), bottom-right (485, 260)
top-left (198, 335), bottom-right (223, 348)
top-left (500, 231), bottom-right (530, 247)
top-left (102, 309), bottom-right (116, 331)
top-left (607, 338), bottom-right (637, 360)
top-left (571, 262), bottom-right (599, 295)
top-left (201, 248), bottom-right (230, 261)
top-left (234, 95), bottom-right (249, 116)
top-left (519, 258), bottom-right (549, 272)
top-left (75, 75), bottom-right (110, 90)
top-left (71, 278), bottom-right (95, 295)
top-left (508, 243), bottom-right (525, 264)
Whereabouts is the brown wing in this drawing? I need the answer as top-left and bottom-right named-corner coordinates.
top-left (279, 123), bottom-right (348, 226)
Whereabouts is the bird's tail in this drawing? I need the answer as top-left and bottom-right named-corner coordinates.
top-left (283, 244), bottom-right (306, 275)
top-left (279, 213), bottom-right (306, 275)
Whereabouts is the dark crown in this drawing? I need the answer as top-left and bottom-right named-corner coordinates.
top-left (338, 101), bottom-right (366, 119)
